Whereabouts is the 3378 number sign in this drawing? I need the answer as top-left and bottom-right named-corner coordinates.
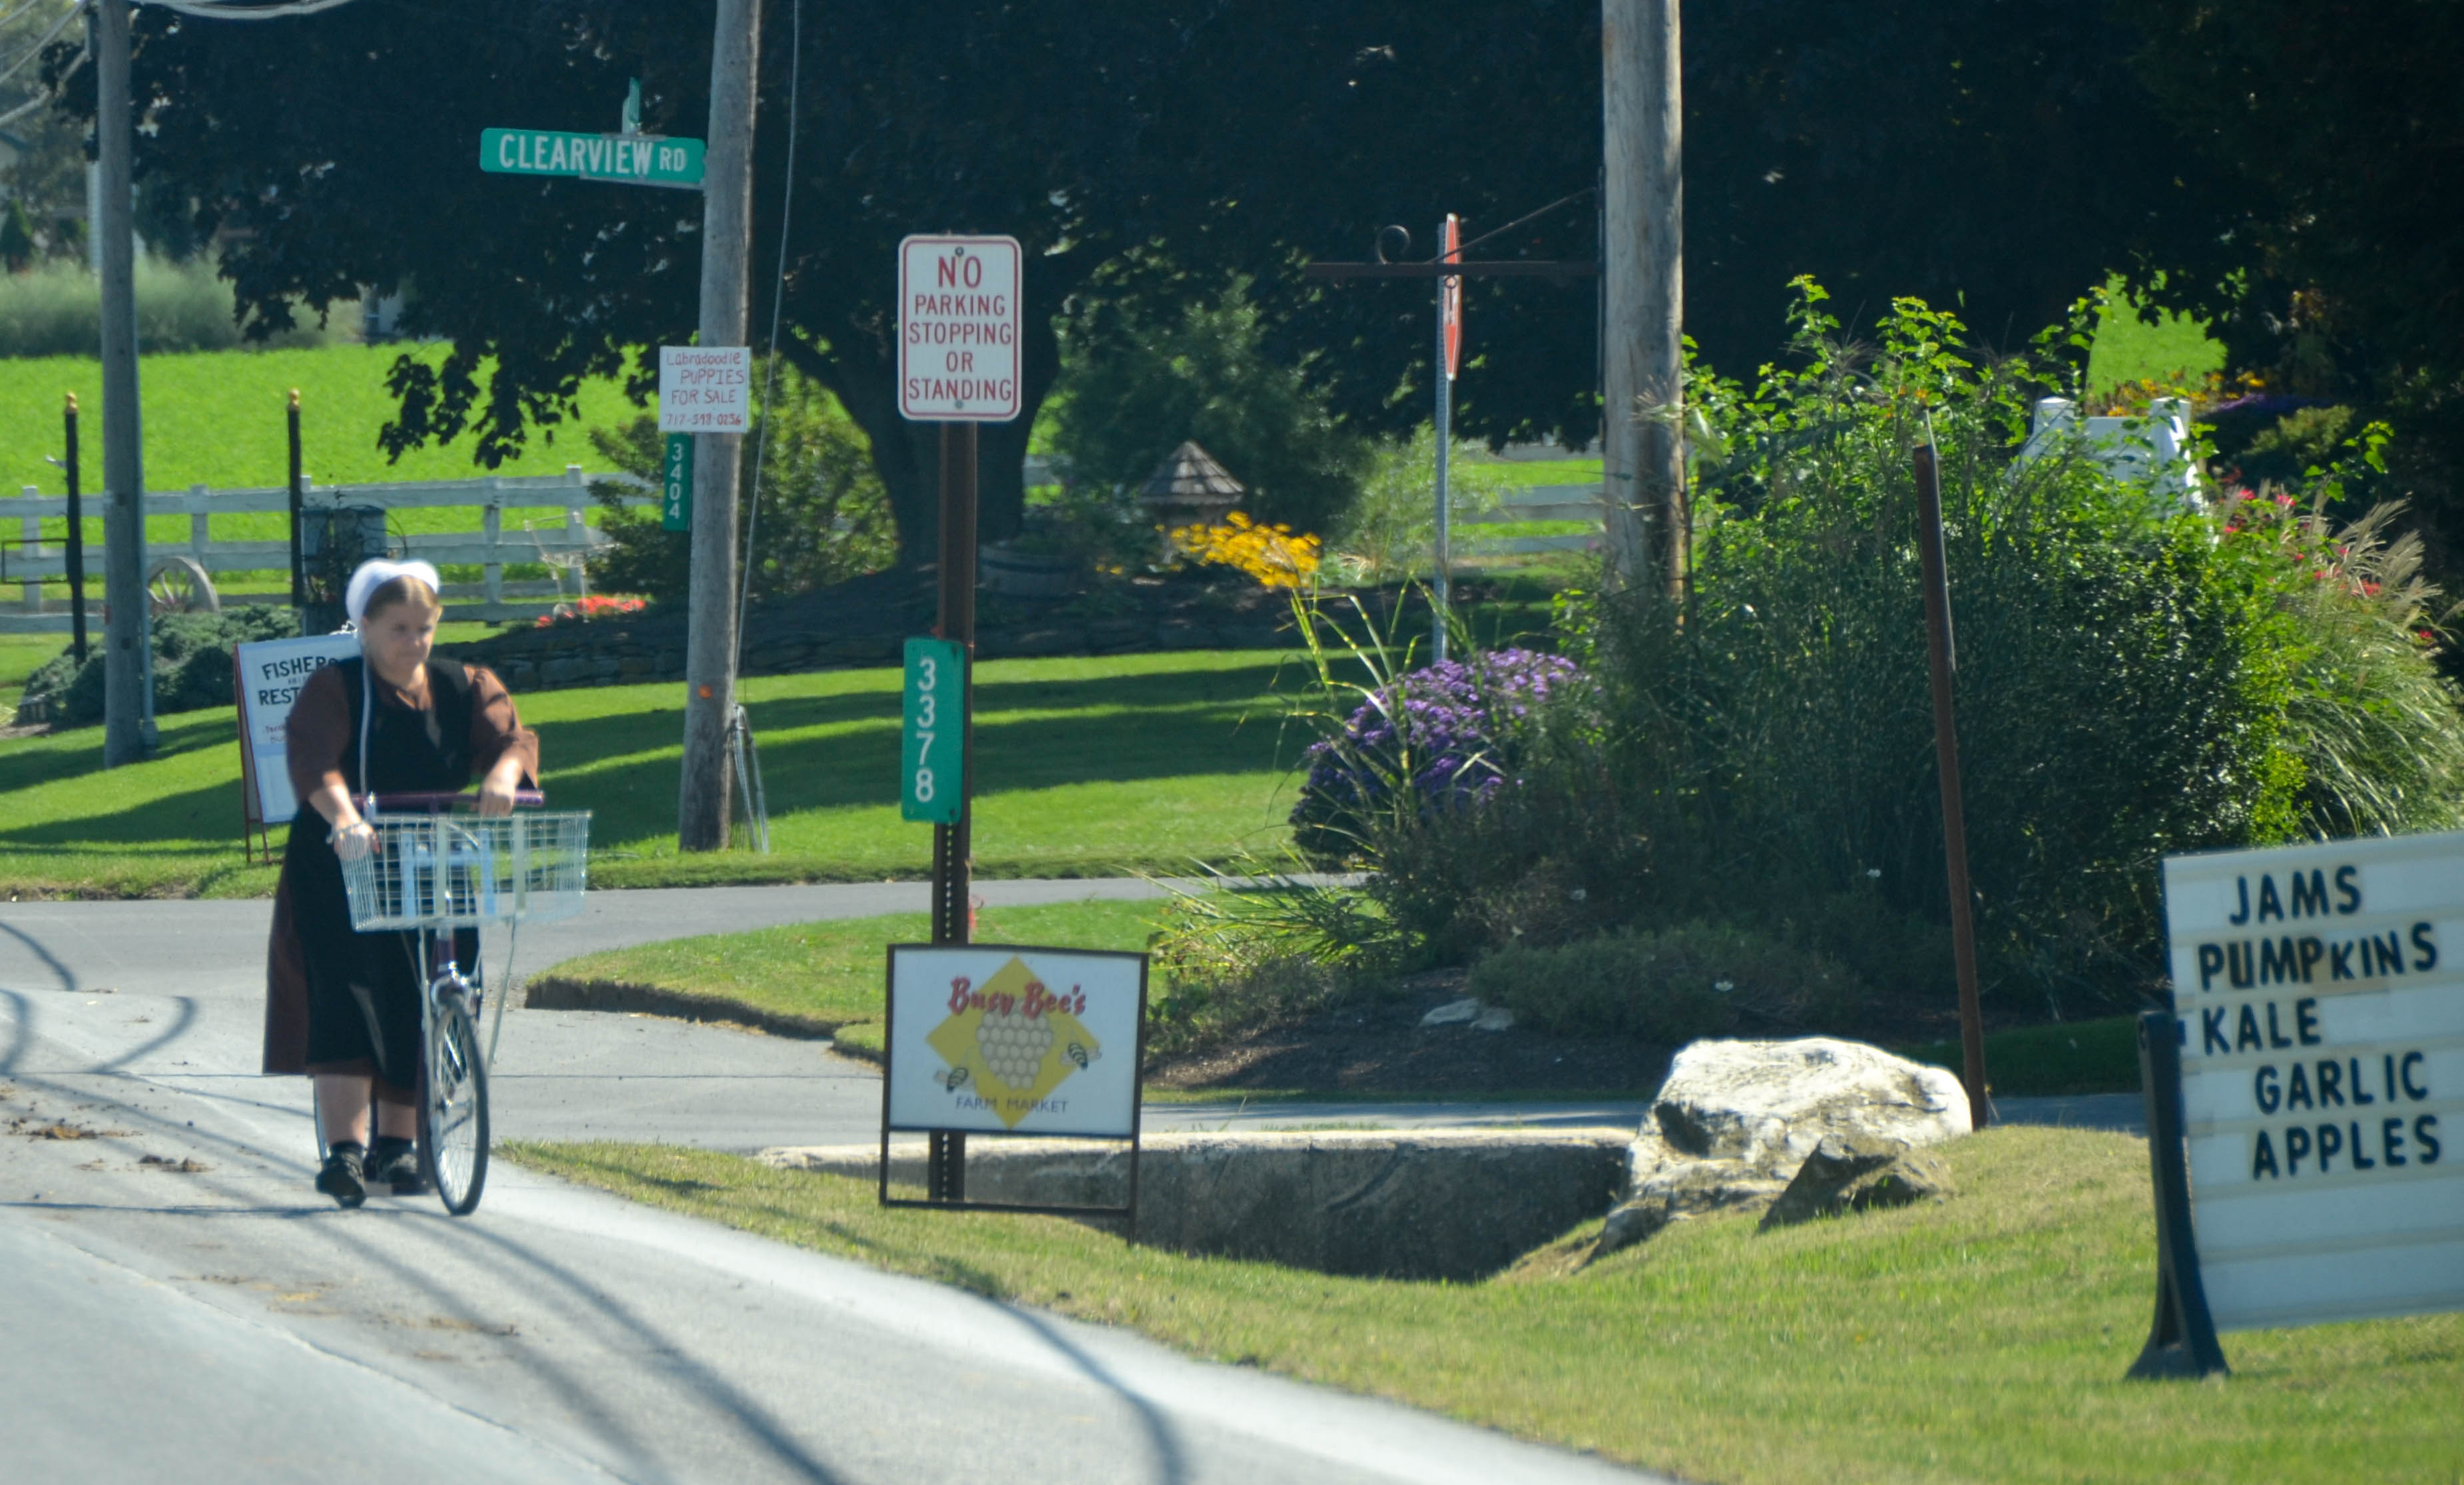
top-left (900, 638), bottom-right (967, 823)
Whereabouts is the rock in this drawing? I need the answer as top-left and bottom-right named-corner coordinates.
top-left (1758, 1135), bottom-right (1955, 1231)
top-left (1420, 997), bottom-right (1483, 1027)
top-left (1473, 1005), bottom-right (1516, 1032)
top-left (1593, 1037), bottom-right (1969, 1259)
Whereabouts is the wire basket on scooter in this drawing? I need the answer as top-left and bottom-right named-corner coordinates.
top-left (340, 811), bottom-right (591, 931)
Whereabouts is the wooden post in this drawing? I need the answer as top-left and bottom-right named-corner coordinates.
top-left (187, 485), bottom-right (210, 563)
top-left (97, 0), bottom-right (152, 763)
top-left (286, 388), bottom-right (304, 625)
top-left (1601, 0), bottom-right (1685, 597)
top-left (1914, 443), bottom-right (1989, 1127)
top-left (482, 477), bottom-right (505, 607)
top-left (19, 495), bottom-right (39, 613)
top-left (677, 0), bottom-right (760, 851)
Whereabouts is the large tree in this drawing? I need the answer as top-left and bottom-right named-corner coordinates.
top-left (65, 0), bottom-right (2230, 562)
top-left (2120, 0), bottom-right (2464, 566)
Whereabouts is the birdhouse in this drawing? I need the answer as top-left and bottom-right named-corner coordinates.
top-left (1134, 441), bottom-right (1246, 531)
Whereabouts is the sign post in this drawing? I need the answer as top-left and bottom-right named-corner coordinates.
top-left (2149, 828), bottom-right (2464, 1374)
top-left (896, 232), bottom-right (1025, 1203)
top-left (1433, 213), bottom-right (1461, 663)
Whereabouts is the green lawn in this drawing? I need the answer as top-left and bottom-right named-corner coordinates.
top-left (514, 1126), bottom-right (2464, 1485)
top-left (0, 649), bottom-right (1302, 897)
top-left (0, 344), bottom-right (646, 587)
top-left (2086, 278), bottom-right (2227, 394)
top-left (534, 897), bottom-right (1164, 1058)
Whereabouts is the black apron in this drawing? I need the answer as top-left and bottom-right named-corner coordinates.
top-left (284, 657), bottom-right (481, 1090)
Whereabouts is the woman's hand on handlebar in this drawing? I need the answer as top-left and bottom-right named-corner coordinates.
top-left (330, 819), bottom-right (376, 862)
top-left (475, 759), bottom-right (526, 818)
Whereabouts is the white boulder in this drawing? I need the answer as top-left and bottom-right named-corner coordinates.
top-left (1596, 1037), bottom-right (1971, 1255)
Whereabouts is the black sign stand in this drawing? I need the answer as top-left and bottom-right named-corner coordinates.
top-left (923, 421), bottom-right (980, 1200)
top-left (878, 942), bottom-right (1148, 1227)
top-left (2128, 1008), bottom-right (2231, 1379)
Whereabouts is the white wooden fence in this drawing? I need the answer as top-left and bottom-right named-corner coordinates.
top-left (0, 466), bottom-right (657, 633)
top-left (1457, 483), bottom-right (1605, 557)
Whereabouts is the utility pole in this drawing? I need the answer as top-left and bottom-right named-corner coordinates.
top-left (677, 0), bottom-right (760, 850)
top-left (1601, 0), bottom-right (1685, 597)
top-left (97, 0), bottom-right (150, 765)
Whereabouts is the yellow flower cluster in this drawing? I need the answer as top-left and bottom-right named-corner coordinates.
top-left (1168, 510), bottom-right (1322, 589)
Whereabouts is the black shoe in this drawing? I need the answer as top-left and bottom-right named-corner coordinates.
top-left (370, 1136), bottom-right (425, 1195)
top-left (316, 1143), bottom-right (368, 1209)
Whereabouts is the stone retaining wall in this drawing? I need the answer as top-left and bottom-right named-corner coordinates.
top-left (763, 1128), bottom-right (1633, 1282)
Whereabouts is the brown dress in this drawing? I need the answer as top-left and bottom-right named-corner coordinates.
top-left (262, 658), bottom-right (537, 1087)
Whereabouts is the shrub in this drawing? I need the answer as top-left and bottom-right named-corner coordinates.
top-left (1469, 925), bottom-right (1865, 1044)
top-left (1299, 282), bottom-right (2464, 1020)
top-left (1289, 643), bottom-right (1585, 864)
top-left (0, 258), bottom-right (338, 358)
top-left (587, 370), bottom-right (895, 606)
top-left (1328, 427), bottom-right (1513, 585)
top-left (1047, 272), bottom-right (1371, 533)
top-left (17, 605), bottom-right (300, 727)
top-left (1142, 882), bottom-right (1389, 1063)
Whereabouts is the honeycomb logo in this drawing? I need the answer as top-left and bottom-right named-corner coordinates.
top-left (925, 955), bottom-right (1103, 1128)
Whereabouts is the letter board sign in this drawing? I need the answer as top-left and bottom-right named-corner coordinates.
top-left (897, 235), bottom-right (1022, 422)
top-left (883, 943), bottom-right (1144, 1139)
top-left (2164, 831), bottom-right (2463, 1331)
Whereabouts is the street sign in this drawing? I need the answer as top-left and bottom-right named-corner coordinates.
top-left (658, 346), bottom-right (751, 434)
top-left (900, 638), bottom-right (967, 823)
top-left (2164, 830), bottom-right (2464, 1333)
top-left (479, 128), bottom-right (704, 189)
top-left (1440, 213), bottom-right (1463, 380)
top-left (660, 433), bottom-right (693, 531)
top-left (883, 943), bottom-right (1146, 1137)
top-left (897, 235), bottom-right (1023, 422)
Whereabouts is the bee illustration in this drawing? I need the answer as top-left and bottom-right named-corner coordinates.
top-left (1064, 1041), bottom-right (1097, 1071)
top-left (935, 1065), bottom-right (971, 1092)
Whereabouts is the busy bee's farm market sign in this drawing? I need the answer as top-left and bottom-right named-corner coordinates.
top-left (880, 943), bottom-right (1146, 1215)
top-left (2164, 830), bottom-right (2463, 1335)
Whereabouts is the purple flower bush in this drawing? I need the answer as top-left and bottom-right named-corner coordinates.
top-left (1290, 647), bottom-right (1587, 862)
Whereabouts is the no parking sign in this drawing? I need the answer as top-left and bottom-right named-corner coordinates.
top-left (897, 235), bottom-right (1021, 422)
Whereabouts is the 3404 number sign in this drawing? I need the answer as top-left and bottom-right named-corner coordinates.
top-left (900, 638), bottom-right (967, 823)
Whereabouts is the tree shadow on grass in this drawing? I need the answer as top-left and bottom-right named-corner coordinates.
top-left (550, 701), bottom-right (1290, 848)
top-left (0, 778), bottom-right (250, 850)
top-left (523, 661), bottom-right (1294, 779)
top-left (0, 713), bottom-right (236, 797)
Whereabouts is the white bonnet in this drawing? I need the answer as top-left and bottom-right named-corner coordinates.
top-left (344, 558), bottom-right (443, 627)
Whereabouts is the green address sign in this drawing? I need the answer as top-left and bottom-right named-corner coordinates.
top-left (900, 638), bottom-right (967, 824)
top-left (479, 128), bottom-right (704, 189)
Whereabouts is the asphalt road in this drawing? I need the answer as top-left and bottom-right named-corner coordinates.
top-left (0, 884), bottom-right (1672, 1484)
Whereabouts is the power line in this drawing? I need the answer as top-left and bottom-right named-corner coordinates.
top-left (0, 0), bottom-right (84, 92)
top-left (0, 0), bottom-right (73, 37)
top-left (138, 0), bottom-right (362, 18)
